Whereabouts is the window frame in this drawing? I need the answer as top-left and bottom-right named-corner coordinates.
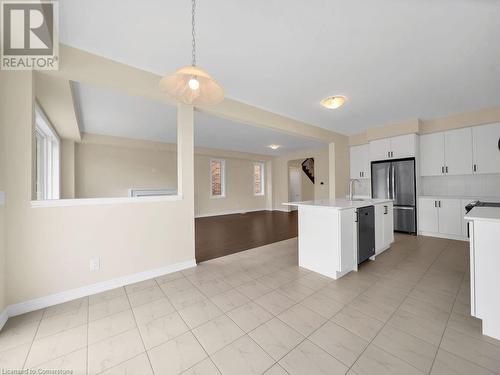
top-left (253, 162), bottom-right (265, 196)
top-left (209, 158), bottom-right (226, 198)
top-left (35, 103), bottom-right (60, 200)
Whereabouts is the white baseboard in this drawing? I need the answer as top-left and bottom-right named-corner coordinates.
top-left (418, 231), bottom-right (469, 242)
top-left (195, 208), bottom-right (268, 218)
top-left (0, 309), bottom-right (8, 330)
top-left (5, 259), bottom-right (196, 320)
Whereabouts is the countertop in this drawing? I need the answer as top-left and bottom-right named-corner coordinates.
top-left (465, 207), bottom-right (500, 223)
top-left (283, 198), bottom-right (393, 210)
top-left (419, 195), bottom-right (500, 202)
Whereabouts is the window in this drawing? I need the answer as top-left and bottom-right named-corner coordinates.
top-left (253, 162), bottom-right (265, 196)
top-left (35, 104), bottom-right (60, 200)
top-left (210, 159), bottom-right (225, 198)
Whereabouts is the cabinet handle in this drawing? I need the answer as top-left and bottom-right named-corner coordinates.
top-left (438, 200), bottom-right (441, 208)
top-left (473, 164), bottom-right (477, 172)
top-left (445, 166), bottom-right (448, 173)
top-left (434, 200), bottom-right (437, 208)
top-left (387, 151), bottom-right (390, 158)
top-left (384, 205), bottom-right (388, 214)
top-left (441, 166), bottom-right (444, 174)
top-left (355, 212), bottom-right (359, 222)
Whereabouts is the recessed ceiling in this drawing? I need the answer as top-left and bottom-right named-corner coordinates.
top-left (60, 1), bottom-right (500, 135)
top-left (74, 82), bottom-right (326, 155)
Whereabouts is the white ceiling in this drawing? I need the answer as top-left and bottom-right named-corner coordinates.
top-left (74, 82), bottom-right (326, 155)
top-left (60, 0), bottom-right (500, 135)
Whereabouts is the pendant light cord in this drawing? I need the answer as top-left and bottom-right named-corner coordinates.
top-left (191, 0), bottom-right (196, 66)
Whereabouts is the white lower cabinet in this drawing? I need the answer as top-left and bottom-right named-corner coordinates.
top-left (418, 197), bottom-right (464, 238)
top-left (375, 202), bottom-right (394, 253)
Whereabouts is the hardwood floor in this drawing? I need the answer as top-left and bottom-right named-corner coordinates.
top-left (195, 210), bottom-right (298, 262)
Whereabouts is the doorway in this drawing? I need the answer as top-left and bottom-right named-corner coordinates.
top-left (288, 158), bottom-right (315, 210)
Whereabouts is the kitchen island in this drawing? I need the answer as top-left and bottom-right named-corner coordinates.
top-left (465, 207), bottom-right (500, 340)
top-left (284, 199), bottom-right (394, 279)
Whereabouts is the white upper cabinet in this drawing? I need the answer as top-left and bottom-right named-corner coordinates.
top-left (445, 128), bottom-right (473, 175)
top-left (350, 144), bottom-right (370, 179)
top-left (420, 128), bottom-right (472, 176)
top-left (369, 138), bottom-right (391, 161)
top-left (420, 132), bottom-right (445, 176)
top-left (391, 134), bottom-right (417, 159)
top-left (369, 134), bottom-right (417, 161)
top-left (472, 122), bottom-right (500, 174)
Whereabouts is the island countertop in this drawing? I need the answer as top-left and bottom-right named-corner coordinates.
top-left (465, 206), bottom-right (500, 223)
top-left (283, 198), bottom-right (393, 210)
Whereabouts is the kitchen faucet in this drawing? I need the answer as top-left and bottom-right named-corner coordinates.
top-left (349, 179), bottom-right (359, 200)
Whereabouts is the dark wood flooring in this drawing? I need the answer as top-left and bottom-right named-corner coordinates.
top-left (195, 210), bottom-right (298, 263)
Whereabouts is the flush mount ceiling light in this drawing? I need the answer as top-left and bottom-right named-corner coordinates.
top-left (320, 95), bottom-right (347, 109)
top-left (269, 144), bottom-right (281, 150)
top-left (159, 0), bottom-right (224, 106)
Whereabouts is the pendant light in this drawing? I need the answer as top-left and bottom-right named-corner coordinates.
top-left (159, 0), bottom-right (224, 106)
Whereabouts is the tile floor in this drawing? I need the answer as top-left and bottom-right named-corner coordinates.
top-left (1, 234), bottom-right (500, 375)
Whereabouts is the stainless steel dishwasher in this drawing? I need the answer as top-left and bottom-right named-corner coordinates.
top-left (356, 205), bottom-right (375, 264)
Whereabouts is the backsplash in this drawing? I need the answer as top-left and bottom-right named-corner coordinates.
top-left (353, 179), bottom-right (371, 197)
top-left (420, 174), bottom-right (500, 198)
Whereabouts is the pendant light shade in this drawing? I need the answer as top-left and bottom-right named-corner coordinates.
top-left (159, 65), bottom-right (224, 106)
top-left (160, 0), bottom-right (224, 106)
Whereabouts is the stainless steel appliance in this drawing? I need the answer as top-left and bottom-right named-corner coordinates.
top-left (356, 205), bottom-right (375, 264)
top-left (465, 201), bottom-right (500, 213)
top-left (371, 158), bottom-right (416, 234)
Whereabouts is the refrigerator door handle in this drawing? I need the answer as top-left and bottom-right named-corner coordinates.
top-left (391, 163), bottom-right (396, 200)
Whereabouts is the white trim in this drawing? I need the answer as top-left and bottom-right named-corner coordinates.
top-left (31, 194), bottom-right (183, 208)
top-left (0, 191), bottom-right (5, 206)
top-left (418, 231), bottom-right (468, 242)
top-left (5, 259), bottom-right (196, 319)
top-left (195, 208), bottom-right (268, 218)
top-left (0, 309), bottom-right (7, 331)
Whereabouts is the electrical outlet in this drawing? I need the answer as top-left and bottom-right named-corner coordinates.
top-left (89, 257), bottom-right (100, 272)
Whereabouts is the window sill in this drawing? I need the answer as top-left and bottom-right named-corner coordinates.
top-left (209, 195), bottom-right (226, 199)
top-left (30, 194), bottom-right (183, 208)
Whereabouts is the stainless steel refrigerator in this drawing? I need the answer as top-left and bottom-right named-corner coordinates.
top-left (371, 158), bottom-right (416, 233)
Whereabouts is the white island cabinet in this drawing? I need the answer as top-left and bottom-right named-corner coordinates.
top-left (284, 199), bottom-right (394, 280)
top-left (466, 207), bottom-right (500, 340)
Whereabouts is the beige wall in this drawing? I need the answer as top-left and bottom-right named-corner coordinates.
top-left (273, 147), bottom-right (331, 211)
top-left (75, 134), bottom-right (178, 199)
top-left (0, 46), bottom-right (347, 313)
top-left (0, 72), bottom-right (5, 311)
top-left (2, 72), bottom-right (196, 305)
top-left (61, 140), bottom-right (76, 199)
top-left (194, 154), bottom-right (267, 216)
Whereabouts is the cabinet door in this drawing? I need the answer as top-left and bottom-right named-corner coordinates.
top-left (350, 146), bottom-right (362, 179)
top-left (420, 132), bottom-right (445, 176)
top-left (360, 144), bottom-right (371, 178)
top-left (350, 145), bottom-right (370, 179)
top-left (369, 138), bottom-right (391, 161)
top-left (383, 202), bottom-right (394, 247)
top-left (418, 198), bottom-right (439, 233)
top-left (438, 199), bottom-right (462, 236)
top-left (472, 123), bottom-right (500, 174)
top-left (374, 204), bottom-right (385, 252)
top-left (445, 128), bottom-right (473, 175)
top-left (391, 134), bottom-right (416, 159)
